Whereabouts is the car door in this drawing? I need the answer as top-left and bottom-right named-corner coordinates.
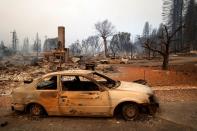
top-left (36, 75), bottom-right (60, 115)
top-left (59, 75), bottom-right (111, 116)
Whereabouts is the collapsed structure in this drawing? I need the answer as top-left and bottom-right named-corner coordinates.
top-left (43, 26), bottom-right (69, 69)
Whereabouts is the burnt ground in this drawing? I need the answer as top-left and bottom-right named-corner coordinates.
top-left (110, 62), bottom-right (197, 87)
top-left (0, 112), bottom-right (195, 131)
top-left (0, 55), bottom-right (197, 130)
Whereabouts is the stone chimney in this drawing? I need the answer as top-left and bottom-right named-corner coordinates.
top-left (58, 26), bottom-right (65, 50)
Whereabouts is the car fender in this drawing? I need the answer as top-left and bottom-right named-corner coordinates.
top-left (110, 97), bottom-right (149, 115)
top-left (24, 100), bottom-right (48, 113)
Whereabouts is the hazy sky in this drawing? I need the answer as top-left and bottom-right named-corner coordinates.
top-left (0, 0), bottom-right (162, 47)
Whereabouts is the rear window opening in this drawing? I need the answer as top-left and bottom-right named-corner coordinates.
top-left (37, 76), bottom-right (57, 90)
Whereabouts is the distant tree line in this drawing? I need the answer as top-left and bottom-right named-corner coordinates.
top-left (109, 32), bottom-right (135, 58)
top-left (70, 20), bottom-right (136, 58)
top-left (0, 31), bottom-right (42, 57)
top-left (69, 35), bottom-right (101, 56)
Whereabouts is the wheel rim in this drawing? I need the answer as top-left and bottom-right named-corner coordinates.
top-left (125, 106), bottom-right (136, 118)
top-left (31, 104), bottom-right (41, 116)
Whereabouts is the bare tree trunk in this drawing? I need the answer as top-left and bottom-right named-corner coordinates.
top-left (162, 43), bottom-right (170, 70)
top-left (162, 54), bottom-right (169, 70)
top-left (113, 53), bottom-right (116, 58)
top-left (148, 50), bottom-right (151, 60)
top-left (153, 51), bottom-right (155, 58)
top-left (143, 24), bottom-right (183, 70)
top-left (103, 37), bottom-right (108, 57)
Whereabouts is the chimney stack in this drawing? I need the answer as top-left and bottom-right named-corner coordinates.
top-left (58, 26), bottom-right (65, 50)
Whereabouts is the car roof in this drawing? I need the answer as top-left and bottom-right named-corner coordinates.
top-left (43, 70), bottom-right (94, 77)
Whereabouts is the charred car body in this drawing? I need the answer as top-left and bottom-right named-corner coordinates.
top-left (11, 70), bottom-right (159, 120)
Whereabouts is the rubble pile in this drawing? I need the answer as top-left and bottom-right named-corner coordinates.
top-left (0, 55), bottom-right (82, 95)
top-left (0, 58), bottom-right (52, 95)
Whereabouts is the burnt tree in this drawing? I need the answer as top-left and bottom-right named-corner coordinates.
top-left (143, 24), bottom-right (184, 70)
top-left (95, 20), bottom-right (115, 57)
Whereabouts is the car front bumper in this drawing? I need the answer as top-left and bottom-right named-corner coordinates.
top-left (148, 95), bottom-right (159, 114)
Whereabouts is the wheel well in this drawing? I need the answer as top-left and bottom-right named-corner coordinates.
top-left (113, 101), bottom-right (138, 116)
top-left (25, 103), bottom-right (48, 115)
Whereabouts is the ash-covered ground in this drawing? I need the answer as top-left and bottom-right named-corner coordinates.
top-left (0, 54), bottom-right (197, 130)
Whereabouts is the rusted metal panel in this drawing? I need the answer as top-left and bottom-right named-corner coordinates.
top-left (58, 90), bottom-right (111, 116)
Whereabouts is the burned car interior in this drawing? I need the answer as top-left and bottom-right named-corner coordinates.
top-left (61, 75), bottom-right (99, 91)
top-left (36, 72), bottom-right (118, 91)
top-left (37, 76), bottom-right (57, 90)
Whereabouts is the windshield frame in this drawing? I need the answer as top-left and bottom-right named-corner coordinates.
top-left (89, 72), bottom-right (119, 89)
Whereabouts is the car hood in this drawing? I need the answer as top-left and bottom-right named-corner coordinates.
top-left (116, 81), bottom-right (153, 95)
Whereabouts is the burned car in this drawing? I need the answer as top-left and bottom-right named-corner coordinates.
top-left (11, 70), bottom-right (159, 120)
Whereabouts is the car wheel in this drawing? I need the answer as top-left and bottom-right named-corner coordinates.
top-left (30, 104), bottom-right (44, 116)
top-left (122, 103), bottom-right (139, 121)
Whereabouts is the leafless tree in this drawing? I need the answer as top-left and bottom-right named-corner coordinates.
top-left (33, 33), bottom-right (41, 58)
top-left (81, 36), bottom-right (101, 56)
top-left (22, 37), bottom-right (29, 54)
top-left (109, 35), bottom-right (120, 57)
top-left (143, 24), bottom-right (184, 70)
top-left (95, 19), bottom-right (115, 57)
top-left (81, 39), bottom-right (89, 55)
top-left (110, 32), bottom-right (131, 57)
top-left (142, 21), bottom-right (156, 59)
top-left (69, 40), bottom-right (82, 56)
top-left (11, 30), bottom-right (18, 52)
top-left (86, 36), bottom-right (100, 56)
